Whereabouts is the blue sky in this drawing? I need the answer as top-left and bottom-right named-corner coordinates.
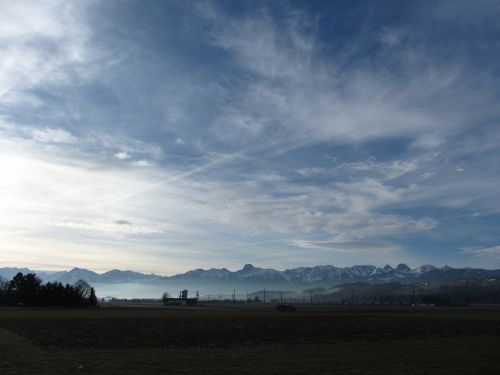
top-left (1, 0), bottom-right (500, 274)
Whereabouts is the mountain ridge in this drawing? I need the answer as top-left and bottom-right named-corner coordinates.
top-left (2, 263), bottom-right (500, 286)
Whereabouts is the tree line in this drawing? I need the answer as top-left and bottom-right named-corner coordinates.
top-left (0, 272), bottom-right (97, 307)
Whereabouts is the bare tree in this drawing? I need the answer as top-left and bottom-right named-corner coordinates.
top-left (0, 277), bottom-right (8, 291)
top-left (74, 279), bottom-right (92, 299)
top-left (162, 292), bottom-right (171, 305)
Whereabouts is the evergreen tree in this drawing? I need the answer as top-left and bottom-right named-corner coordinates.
top-left (8, 273), bottom-right (42, 305)
top-left (0, 273), bottom-right (98, 307)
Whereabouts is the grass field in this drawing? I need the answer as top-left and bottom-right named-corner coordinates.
top-left (1, 304), bottom-right (500, 374)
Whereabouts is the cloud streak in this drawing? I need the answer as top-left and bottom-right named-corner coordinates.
top-left (292, 240), bottom-right (401, 253)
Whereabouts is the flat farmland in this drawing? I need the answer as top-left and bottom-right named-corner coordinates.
top-left (1, 305), bottom-right (500, 374)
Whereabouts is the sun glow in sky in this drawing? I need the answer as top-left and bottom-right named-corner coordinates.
top-left (1, 0), bottom-right (500, 274)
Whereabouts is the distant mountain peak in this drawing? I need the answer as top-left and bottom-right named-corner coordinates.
top-left (416, 264), bottom-right (437, 273)
top-left (103, 269), bottom-right (126, 274)
top-left (241, 264), bottom-right (256, 272)
top-left (68, 267), bottom-right (98, 275)
top-left (396, 263), bottom-right (411, 272)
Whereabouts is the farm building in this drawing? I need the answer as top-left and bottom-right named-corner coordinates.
top-left (162, 289), bottom-right (198, 306)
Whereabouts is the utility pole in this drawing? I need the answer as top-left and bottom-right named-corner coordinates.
top-left (263, 288), bottom-right (266, 304)
top-left (233, 288), bottom-right (236, 303)
top-left (280, 290), bottom-right (283, 304)
top-left (408, 283), bottom-right (418, 306)
top-left (246, 290), bottom-right (249, 304)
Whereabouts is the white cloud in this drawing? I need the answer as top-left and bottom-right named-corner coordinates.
top-left (0, 1), bottom-right (499, 272)
top-left (296, 167), bottom-right (326, 177)
top-left (90, 133), bottom-right (163, 161)
top-left (114, 151), bottom-right (130, 160)
top-left (47, 220), bottom-right (163, 235)
top-left (324, 158), bottom-right (421, 181)
top-left (421, 172), bottom-right (436, 179)
top-left (0, 126), bottom-right (440, 271)
top-left (202, 4), bottom-right (498, 152)
top-left (31, 128), bottom-right (77, 144)
top-left (132, 160), bottom-right (151, 167)
top-left (291, 240), bottom-right (401, 252)
top-left (193, 170), bottom-right (438, 239)
top-left (462, 246), bottom-right (500, 256)
top-left (0, 137), bottom-right (167, 237)
top-left (0, 1), bottom-right (103, 107)
top-left (0, 1), bottom-right (69, 39)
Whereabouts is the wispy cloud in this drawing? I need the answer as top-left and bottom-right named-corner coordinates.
top-left (31, 128), bottom-right (77, 144)
top-left (0, 1), bottom-right (103, 106)
top-left (114, 151), bottom-right (130, 160)
top-left (462, 246), bottom-right (500, 256)
top-left (291, 240), bottom-right (401, 252)
top-left (48, 220), bottom-right (163, 235)
top-left (379, 27), bottom-right (407, 47)
top-left (201, 2), bottom-right (499, 151)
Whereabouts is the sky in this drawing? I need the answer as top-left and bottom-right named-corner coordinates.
top-left (1, 0), bottom-right (500, 274)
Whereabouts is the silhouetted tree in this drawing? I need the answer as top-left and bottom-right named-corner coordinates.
top-left (89, 288), bottom-right (98, 306)
top-left (8, 272), bottom-right (42, 305)
top-left (0, 277), bottom-right (9, 304)
top-left (162, 292), bottom-right (171, 305)
top-left (75, 279), bottom-right (92, 300)
top-left (0, 277), bottom-right (7, 290)
top-left (0, 272), bottom-right (98, 307)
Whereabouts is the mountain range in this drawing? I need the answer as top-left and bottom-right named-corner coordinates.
top-left (1, 263), bottom-right (500, 286)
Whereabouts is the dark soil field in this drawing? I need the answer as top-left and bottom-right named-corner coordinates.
top-left (1, 304), bottom-right (500, 374)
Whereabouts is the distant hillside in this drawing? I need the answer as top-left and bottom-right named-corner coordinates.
top-left (2, 263), bottom-right (500, 287)
top-left (304, 278), bottom-right (500, 305)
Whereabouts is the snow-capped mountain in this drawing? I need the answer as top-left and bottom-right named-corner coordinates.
top-left (2, 264), bottom-right (500, 286)
top-left (172, 264), bottom-right (289, 283)
top-left (414, 264), bottom-right (438, 273)
top-left (165, 263), bottom-right (500, 285)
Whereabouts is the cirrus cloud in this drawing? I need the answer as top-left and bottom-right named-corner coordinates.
top-left (291, 240), bottom-right (402, 253)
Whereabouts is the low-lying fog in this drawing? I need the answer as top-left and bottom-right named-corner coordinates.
top-left (93, 281), bottom-right (302, 300)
